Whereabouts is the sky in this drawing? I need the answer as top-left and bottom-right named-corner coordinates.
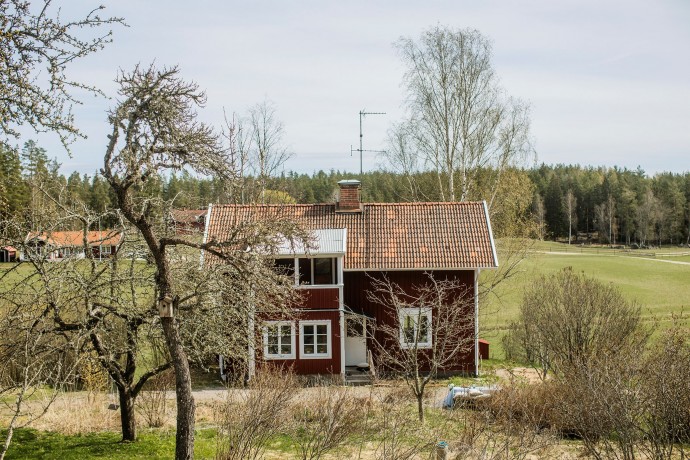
top-left (16, 0), bottom-right (690, 176)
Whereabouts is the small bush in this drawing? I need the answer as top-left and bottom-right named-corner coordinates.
top-left (135, 369), bottom-right (174, 428)
top-left (290, 385), bottom-right (364, 460)
top-left (215, 367), bottom-right (297, 460)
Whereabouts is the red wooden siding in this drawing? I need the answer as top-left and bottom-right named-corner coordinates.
top-left (257, 310), bottom-right (342, 375)
top-left (297, 288), bottom-right (340, 310)
top-left (343, 270), bottom-right (476, 374)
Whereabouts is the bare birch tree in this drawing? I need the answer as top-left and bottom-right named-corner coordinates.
top-left (389, 25), bottom-right (532, 204)
top-left (595, 195), bottom-right (617, 244)
top-left (366, 273), bottom-right (474, 423)
top-left (248, 100), bottom-right (292, 203)
top-left (563, 189), bottom-right (577, 244)
top-left (635, 189), bottom-right (662, 247)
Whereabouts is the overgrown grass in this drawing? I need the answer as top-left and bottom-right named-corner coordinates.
top-left (2, 428), bottom-right (217, 459)
top-left (482, 240), bottom-right (690, 358)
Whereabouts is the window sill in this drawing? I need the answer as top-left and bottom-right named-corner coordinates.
top-left (400, 343), bottom-right (432, 350)
top-left (264, 354), bottom-right (296, 360)
top-left (299, 353), bottom-right (332, 360)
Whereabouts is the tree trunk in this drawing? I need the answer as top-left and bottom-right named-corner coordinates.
top-left (162, 316), bottom-right (195, 460)
top-left (118, 389), bottom-right (137, 442)
top-left (0, 422), bottom-right (15, 460)
top-left (416, 393), bottom-right (425, 423)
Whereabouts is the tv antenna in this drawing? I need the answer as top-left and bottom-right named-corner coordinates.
top-left (351, 109), bottom-right (386, 175)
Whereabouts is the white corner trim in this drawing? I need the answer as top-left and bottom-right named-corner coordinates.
top-left (482, 200), bottom-right (499, 268)
top-left (199, 203), bottom-right (213, 268)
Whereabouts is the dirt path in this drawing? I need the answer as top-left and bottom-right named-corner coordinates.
top-left (537, 250), bottom-right (690, 266)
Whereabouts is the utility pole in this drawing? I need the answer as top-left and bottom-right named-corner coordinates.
top-left (351, 110), bottom-right (386, 175)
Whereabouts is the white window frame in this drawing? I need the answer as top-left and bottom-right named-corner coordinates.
top-left (297, 257), bottom-right (338, 286)
top-left (263, 321), bottom-right (296, 360)
top-left (101, 245), bottom-right (112, 255)
top-left (399, 308), bottom-right (432, 349)
top-left (299, 320), bottom-right (332, 359)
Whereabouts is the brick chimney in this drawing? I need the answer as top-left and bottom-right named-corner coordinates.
top-left (336, 180), bottom-right (362, 213)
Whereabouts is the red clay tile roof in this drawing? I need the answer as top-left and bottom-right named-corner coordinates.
top-left (26, 230), bottom-right (123, 248)
top-left (205, 202), bottom-right (498, 270)
top-left (171, 209), bottom-right (207, 224)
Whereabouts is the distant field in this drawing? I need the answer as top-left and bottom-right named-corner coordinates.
top-left (481, 240), bottom-right (690, 358)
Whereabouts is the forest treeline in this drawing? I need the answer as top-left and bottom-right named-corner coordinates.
top-left (2, 141), bottom-right (689, 246)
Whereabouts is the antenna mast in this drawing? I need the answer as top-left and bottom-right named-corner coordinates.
top-left (351, 109), bottom-right (386, 175)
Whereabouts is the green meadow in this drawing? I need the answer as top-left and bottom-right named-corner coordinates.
top-left (481, 241), bottom-right (690, 358)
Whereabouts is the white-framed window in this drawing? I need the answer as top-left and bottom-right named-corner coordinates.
top-left (297, 258), bottom-right (337, 285)
top-left (101, 245), bottom-right (112, 255)
top-left (263, 321), bottom-right (296, 360)
top-left (300, 320), bottom-right (331, 359)
top-left (399, 308), bottom-right (432, 349)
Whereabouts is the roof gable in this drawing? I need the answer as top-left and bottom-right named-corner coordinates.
top-left (205, 202), bottom-right (498, 270)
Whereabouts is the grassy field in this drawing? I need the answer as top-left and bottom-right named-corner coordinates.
top-left (480, 241), bottom-right (690, 358)
top-left (3, 429), bottom-right (218, 460)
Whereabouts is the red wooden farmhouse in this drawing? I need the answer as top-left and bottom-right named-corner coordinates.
top-left (22, 230), bottom-right (123, 261)
top-left (202, 180), bottom-right (498, 382)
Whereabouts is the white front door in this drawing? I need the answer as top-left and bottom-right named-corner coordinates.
top-left (344, 316), bottom-right (367, 366)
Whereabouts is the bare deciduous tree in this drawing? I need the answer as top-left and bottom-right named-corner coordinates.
top-left (367, 273), bottom-right (474, 422)
top-left (215, 368), bottom-right (298, 460)
top-left (101, 64), bottom-right (306, 459)
top-left (532, 193), bottom-right (546, 240)
top-left (248, 100), bottom-right (292, 203)
top-left (0, 0), bottom-right (123, 147)
top-left (504, 268), bottom-right (647, 378)
top-left (101, 65), bottom-right (226, 458)
top-left (0, 304), bottom-right (78, 460)
top-left (595, 194), bottom-right (617, 244)
top-left (1, 199), bottom-right (173, 442)
top-left (562, 189), bottom-right (577, 244)
top-left (635, 189), bottom-right (662, 247)
top-left (389, 25), bottom-right (532, 204)
top-left (290, 385), bottom-right (363, 460)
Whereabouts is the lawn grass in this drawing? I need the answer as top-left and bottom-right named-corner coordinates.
top-left (3, 428), bottom-right (217, 460)
top-left (481, 240), bottom-right (690, 358)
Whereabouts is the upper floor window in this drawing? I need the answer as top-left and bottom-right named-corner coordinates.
top-left (274, 258), bottom-right (295, 278)
top-left (298, 257), bottom-right (337, 285)
top-left (272, 257), bottom-right (339, 286)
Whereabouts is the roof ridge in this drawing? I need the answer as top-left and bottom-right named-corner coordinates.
top-left (211, 201), bottom-right (484, 208)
